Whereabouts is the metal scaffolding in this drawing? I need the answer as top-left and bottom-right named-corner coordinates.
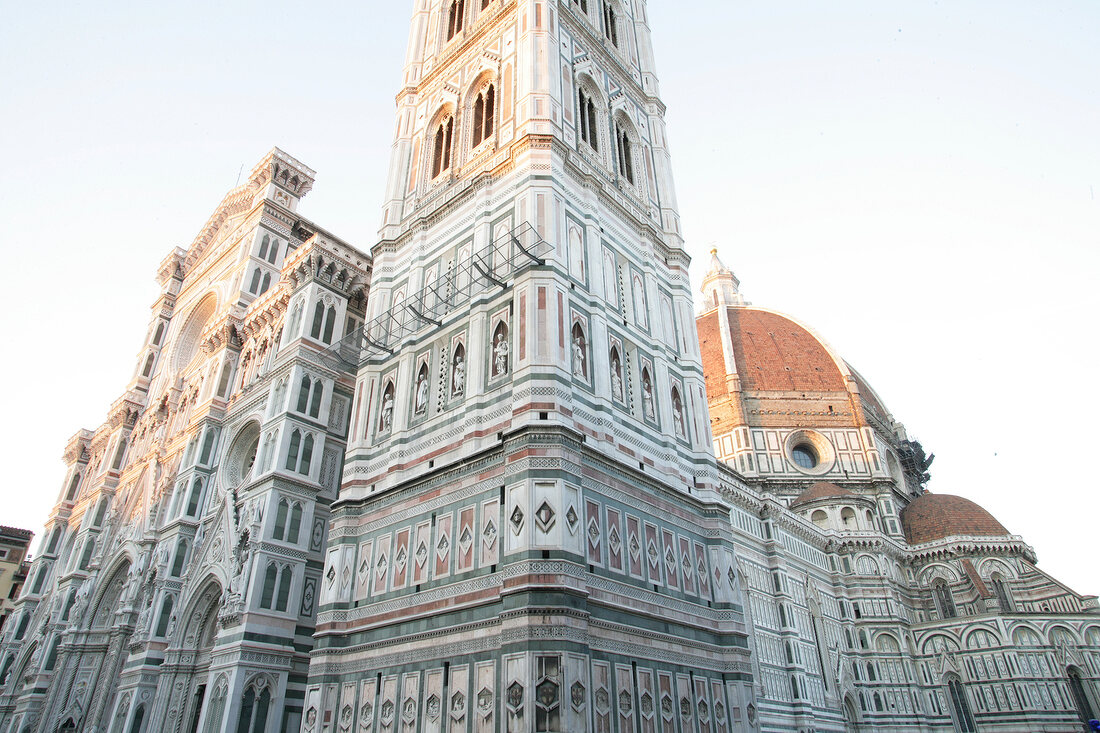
top-left (320, 222), bottom-right (550, 371)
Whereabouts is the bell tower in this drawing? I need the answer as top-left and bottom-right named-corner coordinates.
top-left (306, 1), bottom-right (759, 730)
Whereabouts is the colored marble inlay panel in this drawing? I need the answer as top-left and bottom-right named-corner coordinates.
top-left (392, 527), bottom-right (411, 589)
top-left (662, 529), bottom-right (679, 590)
top-left (606, 507), bottom-right (623, 573)
top-left (434, 512), bottom-right (452, 579)
top-left (458, 506), bottom-right (475, 572)
top-left (626, 515), bottom-right (643, 578)
top-left (679, 536), bottom-right (695, 595)
top-left (644, 522), bottom-right (662, 586)
top-left (586, 500), bottom-right (602, 566)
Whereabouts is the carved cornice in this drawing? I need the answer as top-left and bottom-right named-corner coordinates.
top-left (63, 430), bottom-right (94, 466)
top-left (285, 235), bottom-right (371, 302)
top-left (238, 288), bottom-right (290, 341)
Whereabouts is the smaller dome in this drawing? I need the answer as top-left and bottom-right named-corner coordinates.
top-left (901, 493), bottom-right (1011, 545)
top-left (790, 482), bottom-right (857, 509)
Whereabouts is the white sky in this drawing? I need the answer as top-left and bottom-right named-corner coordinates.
top-left (0, 1), bottom-right (1096, 594)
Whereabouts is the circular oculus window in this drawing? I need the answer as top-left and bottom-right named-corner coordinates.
top-left (784, 430), bottom-right (836, 475)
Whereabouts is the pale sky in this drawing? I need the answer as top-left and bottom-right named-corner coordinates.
top-left (0, 1), bottom-right (1096, 594)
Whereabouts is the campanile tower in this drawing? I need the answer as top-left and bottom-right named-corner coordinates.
top-left (306, 1), bottom-right (758, 729)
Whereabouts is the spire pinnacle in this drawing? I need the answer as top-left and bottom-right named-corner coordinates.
top-left (700, 246), bottom-right (746, 308)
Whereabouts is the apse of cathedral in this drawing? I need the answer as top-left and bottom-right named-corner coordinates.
top-left (0, 1), bottom-right (1097, 732)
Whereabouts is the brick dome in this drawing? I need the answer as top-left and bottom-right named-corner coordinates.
top-left (900, 493), bottom-right (1011, 545)
top-left (790, 482), bottom-right (857, 509)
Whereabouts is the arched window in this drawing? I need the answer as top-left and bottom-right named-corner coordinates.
top-left (309, 379), bottom-right (324, 418)
top-left (152, 321), bottom-right (165, 345)
top-left (947, 678), bottom-right (976, 732)
top-left (78, 539), bottom-right (95, 571)
top-left (64, 472), bottom-right (81, 502)
top-left (297, 376), bottom-right (311, 413)
top-left (310, 301), bottom-right (325, 339)
top-left (275, 566), bottom-right (292, 612)
top-left (933, 579), bottom-right (957, 619)
top-left (13, 614), bottom-right (30, 641)
top-left (171, 538), bottom-right (188, 577)
top-left (92, 497), bottom-right (109, 526)
top-left (155, 595), bottom-right (174, 637)
top-left (260, 563), bottom-right (278, 609)
top-left (260, 273), bottom-right (271, 295)
top-left (199, 428), bottom-right (218, 465)
top-left (299, 435), bottom-right (314, 475)
top-left (129, 704), bottom-right (146, 733)
top-left (472, 85), bottom-right (496, 147)
top-left (46, 527), bottom-right (62, 554)
top-left (602, 1), bottom-right (618, 46)
top-left (872, 692), bottom-right (883, 712)
top-left (578, 87), bottom-right (598, 150)
top-left (990, 573), bottom-right (1014, 612)
top-left (287, 503), bottom-right (303, 544)
top-left (273, 499), bottom-right (289, 541)
top-left (236, 683), bottom-right (272, 733)
top-left (840, 507), bottom-right (856, 527)
top-left (615, 122), bottom-right (633, 183)
top-left (322, 306), bottom-right (336, 344)
top-left (432, 117), bottom-right (455, 178)
top-left (249, 268), bottom-right (262, 294)
top-left (267, 239), bottom-right (278, 264)
top-left (1068, 667), bottom-right (1095, 722)
top-left (185, 477), bottom-right (205, 517)
top-left (259, 235), bottom-right (270, 261)
top-left (446, 0), bottom-right (465, 41)
top-left (572, 0), bottom-right (588, 12)
top-left (142, 352), bottom-right (156, 378)
top-left (285, 430), bottom-right (301, 471)
top-left (810, 510), bottom-right (827, 527)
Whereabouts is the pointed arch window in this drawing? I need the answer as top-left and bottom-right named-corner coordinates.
top-left (990, 573), bottom-right (1014, 612)
top-left (947, 678), bottom-right (976, 732)
top-left (260, 563), bottom-right (278, 609)
top-left (322, 305), bottom-right (336, 343)
top-left (142, 352), bottom-right (156, 378)
top-left (615, 122), bottom-right (634, 184)
top-left (170, 538), bottom-right (189, 577)
top-left (185, 477), bottom-right (205, 517)
top-left (236, 682), bottom-right (272, 733)
top-left (259, 273), bottom-right (271, 295)
top-left (432, 117), bottom-right (455, 178)
top-left (296, 376), bottom-right (312, 413)
top-left (933, 579), bottom-right (957, 619)
top-left (273, 499), bottom-right (289, 541)
top-left (578, 88), bottom-right (598, 151)
top-left (152, 320), bottom-right (165, 345)
top-left (299, 435), bottom-right (314, 475)
top-left (1068, 667), bottom-right (1095, 722)
top-left (309, 379), bottom-right (324, 418)
top-left (155, 594), bottom-right (174, 637)
top-left (266, 239), bottom-right (278, 264)
top-left (287, 503), bottom-right (302, 544)
top-left (92, 497), bottom-right (109, 526)
top-left (285, 430), bottom-right (302, 472)
top-left (446, 0), bottom-right (465, 41)
top-left (572, 0), bottom-right (588, 12)
top-left (258, 235), bottom-right (270, 261)
top-left (64, 472), bottom-right (81, 502)
top-left (601, 1), bottom-right (618, 46)
top-left (310, 302), bottom-right (325, 339)
top-left (249, 268), bottom-right (262, 294)
top-left (472, 85), bottom-right (496, 147)
top-left (275, 566), bottom-right (293, 612)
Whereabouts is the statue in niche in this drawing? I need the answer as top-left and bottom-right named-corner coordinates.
top-left (642, 372), bottom-right (655, 419)
top-left (451, 352), bottom-right (465, 397)
top-left (610, 357), bottom-right (623, 402)
top-left (571, 328), bottom-right (587, 379)
top-left (379, 388), bottom-right (394, 432)
top-left (414, 369), bottom-right (429, 414)
top-left (493, 330), bottom-right (510, 377)
top-left (672, 389), bottom-right (685, 437)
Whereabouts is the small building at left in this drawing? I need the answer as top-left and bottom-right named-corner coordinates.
top-left (0, 528), bottom-right (32, 633)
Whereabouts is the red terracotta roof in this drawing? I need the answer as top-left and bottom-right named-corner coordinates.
top-left (900, 493), bottom-right (1011, 545)
top-left (726, 308), bottom-right (846, 392)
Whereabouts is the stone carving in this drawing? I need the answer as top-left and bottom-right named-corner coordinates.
top-left (571, 332), bottom-right (587, 378)
top-left (642, 372), bottom-right (655, 419)
top-left (451, 352), bottom-right (465, 397)
top-left (379, 388), bottom-right (394, 432)
top-left (493, 330), bottom-right (509, 377)
top-left (610, 356), bottom-right (623, 401)
top-left (414, 369), bottom-right (429, 414)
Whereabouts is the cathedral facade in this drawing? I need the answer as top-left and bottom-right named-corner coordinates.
top-left (1, 1), bottom-right (1098, 732)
